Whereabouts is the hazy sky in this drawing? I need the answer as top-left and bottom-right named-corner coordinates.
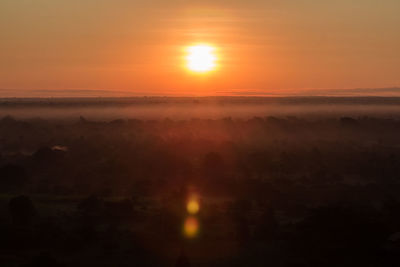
top-left (1, 0), bottom-right (399, 96)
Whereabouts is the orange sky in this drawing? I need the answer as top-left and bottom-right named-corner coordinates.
top-left (0, 0), bottom-right (399, 96)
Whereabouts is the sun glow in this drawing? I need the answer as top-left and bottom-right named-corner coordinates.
top-left (186, 44), bottom-right (217, 73)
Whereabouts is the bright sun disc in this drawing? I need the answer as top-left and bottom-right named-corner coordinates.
top-left (186, 45), bottom-right (217, 73)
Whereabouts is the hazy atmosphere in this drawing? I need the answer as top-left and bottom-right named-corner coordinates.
top-left (2, 1), bottom-right (400, 267)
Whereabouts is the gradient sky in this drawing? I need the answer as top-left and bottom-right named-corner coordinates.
top-left (1, 0), bottom-right (399, 96)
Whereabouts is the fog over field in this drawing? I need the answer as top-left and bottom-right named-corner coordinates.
top-left (1, 97), bottom-right (400, 120)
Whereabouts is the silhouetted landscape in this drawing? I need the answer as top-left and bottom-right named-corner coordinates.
top-left (1, 97), bottom-right (400, 266)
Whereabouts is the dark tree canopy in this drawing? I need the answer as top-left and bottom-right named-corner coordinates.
top-left (9, 195), bottom-right (36, 227)
top-left (0, 164), bottom-right (28, 192)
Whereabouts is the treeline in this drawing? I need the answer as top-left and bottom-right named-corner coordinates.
top-left (1, 115), bottom-right (400, 196)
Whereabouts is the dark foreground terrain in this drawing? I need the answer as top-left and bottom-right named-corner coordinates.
top-left (1, 98), bottom-right (400, 266)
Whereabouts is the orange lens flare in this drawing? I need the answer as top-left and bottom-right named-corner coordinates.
top-left (187, 199), bottom-right (200, 215)
top-left (183, 216), bottom-right (199, 238)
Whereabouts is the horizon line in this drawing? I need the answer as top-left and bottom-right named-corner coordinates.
top-left (1, 87), bottom-right (400, 98)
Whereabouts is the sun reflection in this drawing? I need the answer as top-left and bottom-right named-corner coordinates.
top-left (184, 216), bottom-right (199, 238)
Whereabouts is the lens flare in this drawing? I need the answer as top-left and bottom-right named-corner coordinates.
top-left (187, 199), bottom-right (200, 215)
top-left (184, 216), bottom-right (199, 238)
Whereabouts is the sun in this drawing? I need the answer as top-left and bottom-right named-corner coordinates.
top-left (186, 44), bottom-right (217, 73)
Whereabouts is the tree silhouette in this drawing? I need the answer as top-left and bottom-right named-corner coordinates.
top-left (0, 164), bottom-right (28, 192)
top-left (8, 195), bottom-right (36, 227)
top-left (254, 207), bottom-right (278, 241)
top-left (203, 152), bottom-right (226, 179)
